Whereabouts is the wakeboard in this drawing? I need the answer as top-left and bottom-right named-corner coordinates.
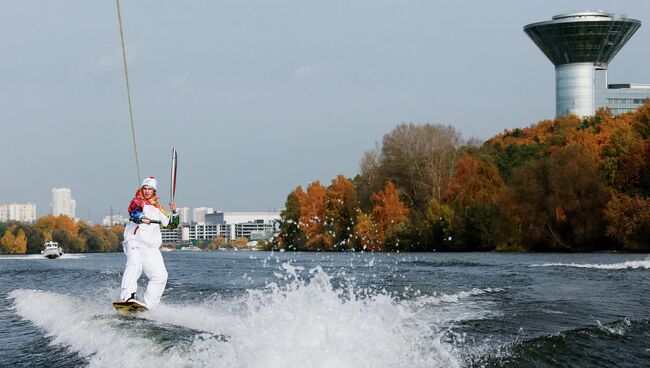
top-left (112, 300), bottom-right (148, 312)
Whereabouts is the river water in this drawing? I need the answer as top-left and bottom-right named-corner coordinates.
top-left (1, 251), bottom-right (649, 367)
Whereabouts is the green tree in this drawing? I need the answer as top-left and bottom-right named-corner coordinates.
top-left (422, 198), bottom-right (454, 251)
top-left (52, 229), bottom-right (85, 253)
top-left (277, 187), bottom-right (306, 250)
top-left (0, 223), bottom-right (8, 238)
top-left (22, 225), bottom-right (46, 254)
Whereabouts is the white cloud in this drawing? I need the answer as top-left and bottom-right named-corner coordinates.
top-left (165, 75), bottom-right (191, 90)
top-left (77, 45), bottom-right (138, 81)
top-left (290, 63), bottom-right (333, 81)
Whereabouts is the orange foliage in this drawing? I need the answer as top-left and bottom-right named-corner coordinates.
top-left (604, 191), bottom-right (650, 251)
top-left (444, 155), bottom-right (504, 208)
top-left (35, 215), bottom-right (57, 235)
top-left (55, 215), bottom-right (79, 236)
top-left (325, 175), bottom-right (358, 248)
top-left (615, 139), bottom-right (650, 191)
top-left (14, 229), bottom-right (27, 254)
top-left (298, 181), bottom-right (331, 250)
top-left (487, 109), bottom-right (641, 165)
top-left (371, 181), bottom-right (409, 244)
top-left (354, 213), bottom-right (382, 251)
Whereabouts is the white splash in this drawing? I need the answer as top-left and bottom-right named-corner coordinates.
top-left (9, 266), bottom-right (466, 368)
top-left (532, 258), bottom-right (650, 270)
top-left (596, 318), bottom-right (631, 335)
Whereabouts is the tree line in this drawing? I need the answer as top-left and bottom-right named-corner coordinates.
top-left (273, 101), bottom-right (650, 252)
top-left (0, 215), bottom-right (124, 254)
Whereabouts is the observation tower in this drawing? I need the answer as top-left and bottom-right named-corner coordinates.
top-left (525, 11), bottom-right (649, 117)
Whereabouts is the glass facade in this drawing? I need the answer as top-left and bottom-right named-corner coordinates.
top-left (556, 63), bottom-right (596, 117)
top-left (604, 86), bottom-right (650, 114)
top-left (525, 12), bottom-right (648, 117)
top-left (524, 13), bottom-right (640, 66)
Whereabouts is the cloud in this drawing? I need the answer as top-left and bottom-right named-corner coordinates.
top-left (76, 46), bottom-right (138, 82)
top-left (165, 75), bottom-right (191, 90)
top-left (290, 63), bottom-right (333, 81)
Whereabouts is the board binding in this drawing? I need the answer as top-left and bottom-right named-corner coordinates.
top-left (112, 300), bottom-right (148, 312)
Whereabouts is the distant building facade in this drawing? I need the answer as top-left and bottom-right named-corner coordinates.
top-left (525, 11), bottom-right (650, 117)
top-left (102, 214), bottom-right (128, 227)
top-left (51, 188), bottom-right (76, 218)
top-left (176, 207), bottom-right (191, 224)
top-left (0, 203), bottom-right (37, 223)
top-left (192, 207), bottom-right (214, 224)
top-left (161, 211), bottom-right (280, 244)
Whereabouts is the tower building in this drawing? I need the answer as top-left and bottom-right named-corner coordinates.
top-left (51, 188), bottom-right (76, 218)
top-left (524, 11), bottom-right (650, 117)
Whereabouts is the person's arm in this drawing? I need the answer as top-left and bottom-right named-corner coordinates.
top-left (128, 198), bottom-right (145, 223)
top-left (166, 203), bottom-right (180, 229)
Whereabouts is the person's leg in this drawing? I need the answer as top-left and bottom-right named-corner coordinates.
top-left (141, 248), bottom-right (168, 308)
top-left (120, 242), bottom-right (144, 301)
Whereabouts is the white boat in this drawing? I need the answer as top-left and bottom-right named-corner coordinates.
top-left (41, 241), bottom-right (64, 259)
top-left (179, 245), bottom-right (202, 251)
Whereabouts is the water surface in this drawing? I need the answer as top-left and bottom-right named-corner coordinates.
top-left (1, 251), bottom-right (649, 367)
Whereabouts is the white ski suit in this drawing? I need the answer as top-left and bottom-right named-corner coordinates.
top-left (120, 202), bottom-right (172, 308)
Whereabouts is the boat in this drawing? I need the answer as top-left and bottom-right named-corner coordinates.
top-left (41, 241), bottom-right (64, 259)
top-left (179, 245), bottom-right (202, 251)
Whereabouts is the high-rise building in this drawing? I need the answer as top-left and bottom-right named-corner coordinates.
top-left (0, 203), bottom-right (37, 223)
top-left (51, 188), bottom-right (76, 218)
top-left (192, 207), bottom-right (214, 224)
top-left (176, 207), bottom-right (190, 224)
top-left (525, 11), bottom-right (650, 117)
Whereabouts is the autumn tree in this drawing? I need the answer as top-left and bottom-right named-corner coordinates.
top-left (0, 227), bottom-right (16, 254)
top-left (615, 139), bottom-right (650, 195)
top-left (632, 99), bottom-right (650, 139)
top-left (603, 192), bottom-right (650, 251)
top-left (298, 181), bottom-right (331, 250)
top-left (371, 181), bottom-right (409, 248)
top-left (444, 155), bottom-right (504, 208)
top-left (55, 215), bottom-right (79, 237)
top-left (35, 215), bottom-right (57, 241)
top-left (207, 236), bottom-right (225, 250)
top-left (495, 146), bottom-right (610, 251)
top-left (325, 175), bottom-right (359, 250)
top-left (354, 213), bottom-right (382, 251)
top-left (233, 237), bottom-right (249, 250)
top-left (441, 155), bottom-right (505, 250)
top-left (13, 229), bottom-right (27, 254)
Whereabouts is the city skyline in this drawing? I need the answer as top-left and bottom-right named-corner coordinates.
top-left (1, 1), bottom-right (649, 222)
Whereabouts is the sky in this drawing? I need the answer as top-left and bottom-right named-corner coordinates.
top-left (1, 1), bottom-right (649, 222)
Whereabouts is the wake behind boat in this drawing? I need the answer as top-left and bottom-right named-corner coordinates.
top-left (41, 241), bottom-right (63, 259)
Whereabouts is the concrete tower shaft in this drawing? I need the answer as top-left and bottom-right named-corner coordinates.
top-left (524, 11), bottom-right (642, 117)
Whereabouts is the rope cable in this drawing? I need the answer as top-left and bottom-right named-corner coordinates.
top-left (115, 0), bottom-right (141, 186)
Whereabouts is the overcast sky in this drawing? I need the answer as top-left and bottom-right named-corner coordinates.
top-left (1, 1), bottom-right (649, 222)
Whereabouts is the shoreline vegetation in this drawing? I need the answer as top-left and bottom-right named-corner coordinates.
top-left (2, 102), bottom-right (650, 254)
top-left (269, 102), bottom-right (650, 253)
